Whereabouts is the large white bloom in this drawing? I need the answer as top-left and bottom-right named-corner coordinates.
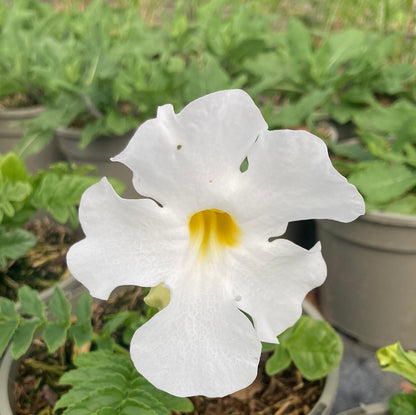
top-left (67, 90), bottom-right (364, 398)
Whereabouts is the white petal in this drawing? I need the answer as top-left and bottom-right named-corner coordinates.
top-left (113, 90), bottom-right (267, 212)
top-left (229, 239), bottom-right (327, 343)
top-left (66, 178), bottom-right (187, 300)
top-left (130, 274), bottom-right (261, 397)
top-left (238, 129), bottom-right (364, 239)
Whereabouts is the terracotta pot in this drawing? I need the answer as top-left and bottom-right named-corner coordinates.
top-left (317, 211), bottom-right (416, 349)
top-left (0, 299), bottom-right (339, 415)
top-left (55, 127), bottom-right (138, 198)
top-left (0, 106), bottom-right (63, 173)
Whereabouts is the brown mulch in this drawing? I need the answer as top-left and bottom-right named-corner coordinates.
top-left (183, 358), bottom-right (323, 415)
top-left (0, 93), bottom-right (38, 110)
top-left (0, 217), bottom-right (82, 301)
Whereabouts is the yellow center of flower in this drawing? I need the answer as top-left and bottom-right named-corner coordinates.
top-left (188, 209), bottom-right (241, 258)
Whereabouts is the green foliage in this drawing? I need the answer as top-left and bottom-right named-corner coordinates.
top-left (0, 152), bottom-right (113, 267)
top-left (329, 100), bottom-right (416, 214)
top-left (0, 0), bottom-right (57, 101)
top-left (2, 0), bottom-right (416, 156)
top-left (389, 394), bottom-right (416, 415)
top-left (0, 285), bottom-right (74, 358)
top-left (245, 18), bottom-right (416, 129)
top-left (0, 285), bottom-right (193, 414)
top-left (265, 316), bottom-right (343, 381)
top-left (376, 342), bottom-right (416, 415)
top-left (55, 350), bottom-right (194, 414)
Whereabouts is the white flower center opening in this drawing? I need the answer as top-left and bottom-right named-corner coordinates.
top-left (188, 209), bottom-right (241, 259)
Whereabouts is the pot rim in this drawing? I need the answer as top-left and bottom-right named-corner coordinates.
top-left (361, 210), bottom-right (416, 227)
top-left (337, 402), bottom-right (390, 414)
top-left (0, 106), bottom-right (46, 120)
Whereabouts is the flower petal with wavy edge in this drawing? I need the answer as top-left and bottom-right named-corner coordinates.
top-left (67, 89), bottom-right (365, 398)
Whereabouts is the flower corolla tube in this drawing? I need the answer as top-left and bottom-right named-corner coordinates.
top-left (67, 89), bottom-right (364, 398)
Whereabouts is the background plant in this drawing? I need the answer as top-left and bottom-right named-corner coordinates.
top-left (0, 152), bottom-right (122, 268)
top-left (376, 342), bottom-right (416, 414)
top-left (328, 99), bottom-right (416, 214)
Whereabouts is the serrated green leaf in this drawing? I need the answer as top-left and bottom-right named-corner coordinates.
top-left (69, 292), bottom-right (93, 346)
top-left (120, 399), bottom-right (158, 415)
top-left (11, 319), bottom-right (40, 359)
top-left (0, 228), bottom-right (36, 265)
top-left (349, 162), bottom-right (416, 206)
top-left (57, 350), bottom-right (193, 413)
top-left (18, 285), bottom-right (46, 319)
top-left (0, 320), bottom-right (19, 357)
top-left (54, 389), bottom-right (92, 411)
top-left (63, 386), bottom-right (124, 413)
top-left (328, 141), bottom-right (375, 162)
top-left (49, 286), bottom-right (71, 326)
top-left (43, 322), bottom-right (67, 353)
top-left (68, 324), bottom-right (93, 348)
top-left (103, 311), bottom-right (137, 336)
top-left (130, 375), bottom-right (194, 412)
top-left (384, 194), bottom-right (416, 215)
top-left (127, 390), bottom-right (170, 415)
top-left (390, 393), bottom-right (416, 415)
top-left (265, 344), bottom-right (291, 376)
top-left (0, 296), bottom-right (19, 356)
top-left (284, 316), bottom-right (343, 380)
top-left (60, 367), bottom-right (127, 389)
top-left (271, 89), bottom-right (331, 128)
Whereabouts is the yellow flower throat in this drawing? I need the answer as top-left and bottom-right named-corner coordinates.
top-left (188, 209), bottom-right (241, 258)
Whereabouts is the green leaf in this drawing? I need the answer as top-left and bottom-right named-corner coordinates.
top-left (102, 310), bottom-right (138, 336)
top-left (68, 293), bottom-right (93, 347)
top-left (11, 319), bottom-right (40, 359)
top-left (0, 297), bottom-right (19, 357)
top-left (390, 393), bottom-right (416, 415)
top-left (349, 162), bottom-right (416, 206)
top-left (265, 344), bottom-right (291, 376)
top-left (18, 285), bottom-right (46, 320)
top-left (49, 286), bottom-right (71, 326)
top-left (0, 152), bottom-right (30, 182)
top-left (287, 18), bottom-right (312, 63)
top-left (56, 350), bottom-right (193, 414)
top-left (284, 316), bottom-right (343, 381)
top-left (376, 343), bottom-right (416, 385)
top-left (68, 324), bottom-right (93, 348)
top-left (0, 228), bottom-right (36, 266)
top-left (43, 322), bottom-right (67, 353)
top-left (384, 194), bottom-right (416, 215)
top-left (119, 399), bottom-right (159, 415)
top-left (328, 141), bottom-right (375, 162)
top-left (74, 294), bottom-right (92, 325)
top-left (271, 89), bottom-right (331, 128)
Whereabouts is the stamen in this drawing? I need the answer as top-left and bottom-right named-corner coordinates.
top-left (188, 209), bottom-right (241, 258)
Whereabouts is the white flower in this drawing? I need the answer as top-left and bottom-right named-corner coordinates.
top-left (67, 89), bottom-right (364, 398)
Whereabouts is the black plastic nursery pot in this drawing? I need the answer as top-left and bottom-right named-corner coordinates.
top-left (0, 106), bottom-right (63, 173)
top-left (0, 299), bottom-right (339, 415)
top-left (318, 210), bottom-right (416, 349)
top-left (55, 127), bottom-right (137, 198)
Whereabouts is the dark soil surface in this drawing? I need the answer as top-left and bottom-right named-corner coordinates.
top-left (0, 218), bottom-right (82, 301)
top-left (0, 93), bottom-right (38, 110)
